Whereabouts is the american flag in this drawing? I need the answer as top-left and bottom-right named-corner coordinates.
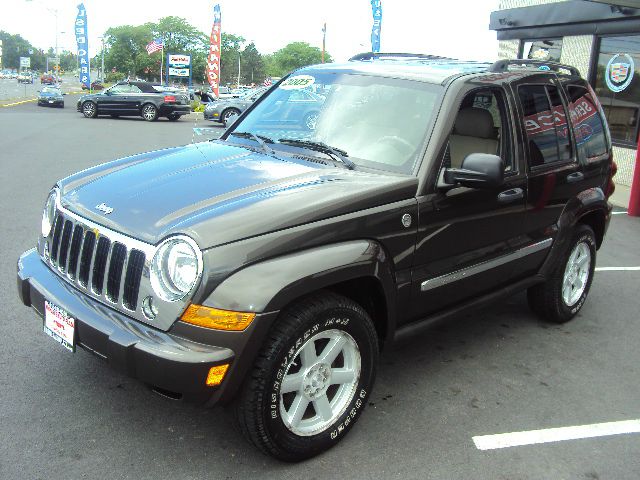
top-left (263, 77), bottom-right (272, 87)
top-left (145, 38), bottom-right (163, 55)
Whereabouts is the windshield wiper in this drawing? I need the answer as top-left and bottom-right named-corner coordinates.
top-left (230, 131), bottom-right (275, 154)
top-left (277, 139), bottom-right (355, 170)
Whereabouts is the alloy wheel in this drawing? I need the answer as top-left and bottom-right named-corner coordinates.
top-left (562, 241), bottom-right (591, 306)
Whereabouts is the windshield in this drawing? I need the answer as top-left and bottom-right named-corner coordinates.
top-left (229, 71), bottom-right (442, 174)
top-left (41, 87), bottom-right (60, 94)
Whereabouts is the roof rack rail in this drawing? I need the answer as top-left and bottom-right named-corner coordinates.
top-left (349, 52), bottom-right (453, 62)
top-left (489, 59), bottom-right (580, 76)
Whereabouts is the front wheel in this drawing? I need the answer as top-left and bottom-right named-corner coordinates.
top-left (82, 101), bottom-right (97, 118)
top-left (236, 292), bottom-right (378, 461)
top-left (141, 103), bottom-right (158, 121)
top-left (221, 108), bottom-right (240, 125)
top-left (528, 224), bottom-right (597, 323)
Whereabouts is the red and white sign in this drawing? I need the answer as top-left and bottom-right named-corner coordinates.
top-left (524, 95), bottom-right (597, 136)
top-left (168, 54), bottom-right (190, 67)
top-left (44, 301), bottom-right (75, 352)
top-left (205, 5), bottom-right (222, 97)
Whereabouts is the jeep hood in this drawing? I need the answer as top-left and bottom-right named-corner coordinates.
top-left (58, 141), bottom-right (418, 248)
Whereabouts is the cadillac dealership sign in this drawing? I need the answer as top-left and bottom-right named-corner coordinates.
top-left (605, 53), bottom-right (634, 93)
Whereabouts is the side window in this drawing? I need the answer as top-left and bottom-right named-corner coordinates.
top-left (518, 84), bottom-right (573, 167)
top-left (129, 85), bottom-right (143, 94)
top-left (446, 89), bottom-right (512, 171)
top-left (566, 85), bottom-right (608, 160)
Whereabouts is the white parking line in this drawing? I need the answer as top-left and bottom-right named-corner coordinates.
top-left (611, 211), bottom-right (627, 215)
top-left (595, 267), bottom-right (640, 271)
top-left (473, 419), bottom-right (640, 450)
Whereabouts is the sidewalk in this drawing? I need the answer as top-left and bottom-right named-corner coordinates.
top-left (610, 182), bottom-right (630, 209)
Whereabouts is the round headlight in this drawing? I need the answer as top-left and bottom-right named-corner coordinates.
top-left (150, 236), bottom-right (202, 301)
top-left (41, 189), bottom-right (57, 237)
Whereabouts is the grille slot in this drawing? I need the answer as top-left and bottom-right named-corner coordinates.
top-left (123, 250), bottom-right (145, 310)
top-left (50, 214), bottom-right (65, 261)
top-left (67, 225), bottom-right (84, 279)
top-left (78, 231), bottom-right (96, 286)
top-left (92, 237), bottom-right (111, 294)
top-left (58, 220), bottom-right (73, 272)
top-left (43, 207), bottom-right (149, 317)
top-left (106, 242), bottom-right (127, 302)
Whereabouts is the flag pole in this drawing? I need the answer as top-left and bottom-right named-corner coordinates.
top-left (160, 42), bottom-right (164, 85)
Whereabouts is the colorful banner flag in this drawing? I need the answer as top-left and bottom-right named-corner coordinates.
top-left (146, 38), bottom-right (163, 55)
top-left (75, 3), bottom-right (90, 89)
top-left (370, 0), bottom-right (382, 53)
top-left (205, 4), bottom-right (222, 97)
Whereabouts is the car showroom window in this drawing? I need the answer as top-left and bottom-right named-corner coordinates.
top-left (520, 38), bottom-right (563, 63)
top-left (518, 84), bottom-right (572, 167)
top-left (566, 85), bottom-right (608, 161)
top-left (593, 35), bottom-right (640, 146)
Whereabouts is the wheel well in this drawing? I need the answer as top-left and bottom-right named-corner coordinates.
top-left (327, 277), bottom-right (388, 348)
top-left (577, 210), bottom-right (606, 249)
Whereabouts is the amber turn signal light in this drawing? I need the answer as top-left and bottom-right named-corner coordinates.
top-left (180, 304), bottom-right (256, 331)
top-left (206, 364), bottom-right (229, 386)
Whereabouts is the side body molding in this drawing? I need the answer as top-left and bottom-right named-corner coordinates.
top-left (203, 239), bottom-right (397, 326)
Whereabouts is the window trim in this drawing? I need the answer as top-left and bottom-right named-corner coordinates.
top-left (589, 33), bottom-right (640, 148)
top-left (517, 82), bottom-right (577, 171)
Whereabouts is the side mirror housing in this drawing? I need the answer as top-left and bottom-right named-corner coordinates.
top-left (443, 153), bottom-right (504, 189)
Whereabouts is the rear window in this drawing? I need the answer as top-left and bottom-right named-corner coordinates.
top-left (565, 85), bottom-right (608, 160)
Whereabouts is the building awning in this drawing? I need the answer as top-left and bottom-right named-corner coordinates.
top-left (490, 0), bottom-right (640, 40)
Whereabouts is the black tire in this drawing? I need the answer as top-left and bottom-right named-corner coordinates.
top-left (236, 291), bottom-right (378, 462)
top-left (527, 224), bottom-right (597, 323)
top-left (141, 103), bottom-right (158, 121)
top-left (167, 113), bottom-right (180, 121)
top-left (221, 108), bottom-right (240, 125)
top-left (82, 101), bottom-right (97, 118)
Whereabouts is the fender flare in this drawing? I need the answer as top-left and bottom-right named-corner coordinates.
top-left (203, 239), bottom-right (397, 331)
top-left (539, 187), bottom-right (610, 277)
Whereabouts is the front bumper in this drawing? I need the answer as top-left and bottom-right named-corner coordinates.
top-left (17, 248), bottom-right (241, 403)
top-left (39, 98), bottom-right (63, 106)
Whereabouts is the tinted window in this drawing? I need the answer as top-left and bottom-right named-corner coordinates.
top-left (593, 35), bottom-right (640, 145)
top-left (519, 85), bottom-right (572, 167)
top-left (566, 85), bottom-right (608, 160)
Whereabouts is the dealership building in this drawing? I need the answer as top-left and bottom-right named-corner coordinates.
top-left (491, 0), bottom-right (640, 204)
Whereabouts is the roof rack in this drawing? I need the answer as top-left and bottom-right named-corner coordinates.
top-left (489, 59), bottom-right (580, 76)
top-left (349, 52), bottom-right (453, 62)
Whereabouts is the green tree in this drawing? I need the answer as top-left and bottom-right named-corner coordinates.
top-left (240, 42), bottom-right (265, 85)
top-left (269, 42), bottom-right (331, 77)
top-left (103, 24), bottom-right (153, 78)
top-left (0, 31), bottom-right (46, 70)
top-left (220, 33), bottom-right (245, 85)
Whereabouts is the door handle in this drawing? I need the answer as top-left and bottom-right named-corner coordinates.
top-left (567, 172), bottom-right (584, 183)
top-left (498, 187), bottom-right (524, 203)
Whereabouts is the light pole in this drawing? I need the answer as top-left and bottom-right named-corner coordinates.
top-left (98, 36), bottom-right (105, 82)
top-left (236, 41), bottom-right (245, 88)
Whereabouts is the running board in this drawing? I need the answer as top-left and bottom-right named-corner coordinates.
top-left (393, 275), bottom-right (543, 345)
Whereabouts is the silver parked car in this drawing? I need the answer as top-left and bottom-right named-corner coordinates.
top-left (203, 87), bottom-right (269, 124)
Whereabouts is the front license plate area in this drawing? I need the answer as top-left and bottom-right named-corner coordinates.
top-left (44, 300), bottom-right (75, 352)
top-left (48, 100), bottom-right (54, 103)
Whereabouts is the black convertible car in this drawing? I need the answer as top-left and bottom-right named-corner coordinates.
top-left (76, 81), bottom-right (191, 121)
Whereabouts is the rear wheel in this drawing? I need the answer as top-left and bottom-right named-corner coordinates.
top-left (82, 101), bottom-right (97, 118)
top-left (141, 103), bottom-right (158, 121)
top-left (528, 224), bottom-right (596, 323)
top-left (236, 292), bottom-right (378, 461)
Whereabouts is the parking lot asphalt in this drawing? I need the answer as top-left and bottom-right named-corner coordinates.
top-left (1, 98), bottom-right (639, 479)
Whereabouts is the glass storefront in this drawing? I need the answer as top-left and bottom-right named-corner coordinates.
top-left (593, 35), bottom-right (640, 146)
top-left (521, 39), bottom-right (563, 63)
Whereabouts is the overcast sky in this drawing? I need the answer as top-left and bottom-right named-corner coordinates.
top-left (1, 0), bottom-right (500, 62)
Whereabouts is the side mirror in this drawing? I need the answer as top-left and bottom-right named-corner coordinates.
top-left (224, 112), bottom-right (239, 128)
top-left (443, 153), bottom-right (504, 189)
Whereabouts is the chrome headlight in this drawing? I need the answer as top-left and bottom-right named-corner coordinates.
top-left (41, 189), bottom-right (58, 237)
top-left (150, 236), bottom-right (202, 302)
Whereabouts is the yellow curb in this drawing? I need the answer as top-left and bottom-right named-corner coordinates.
top-left (0, 98), bottom-right (38, 107)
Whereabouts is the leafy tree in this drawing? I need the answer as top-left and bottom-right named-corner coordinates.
top-left (269, 42), bottom-right (331, 77)
top-left (220, 33), bottom-right (245, 86)
top-left (103, 24), bottom-right (153, 78)
top-left (0, 31), bottom-right (46, 70)
top-left (240, 42), bottom-right (265, 85)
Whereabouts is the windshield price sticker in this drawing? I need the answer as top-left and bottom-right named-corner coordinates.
top-left (279, 75), bottom-right (315, 90)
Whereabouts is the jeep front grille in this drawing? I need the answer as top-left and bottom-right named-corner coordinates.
top-left (47, 211), bottom-right (146, 311)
